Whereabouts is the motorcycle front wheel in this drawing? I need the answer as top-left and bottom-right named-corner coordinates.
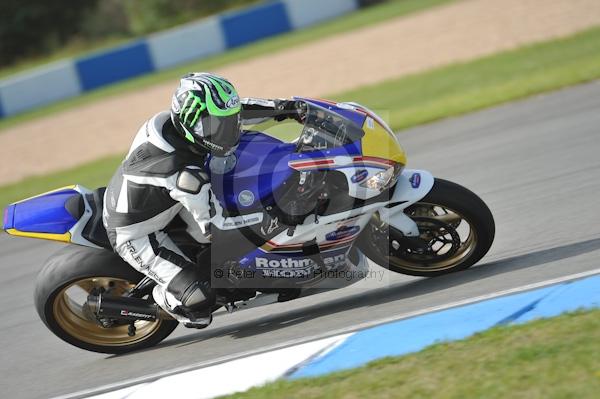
top-left (359, 178), bottom-right (495, 277)
top-left (34, 246), bottom-right (179, 354)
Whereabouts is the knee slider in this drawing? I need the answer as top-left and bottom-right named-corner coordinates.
top-left (167, 266), bottom-right (214, 310)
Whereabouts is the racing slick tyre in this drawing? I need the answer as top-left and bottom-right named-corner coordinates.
top-left (359, 178), bottom-right (495, 277)
top-left (34, 246), bottom-right (179, 354)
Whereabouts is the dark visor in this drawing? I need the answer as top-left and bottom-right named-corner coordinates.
top-left (201, 114), bottom-right (241, 155)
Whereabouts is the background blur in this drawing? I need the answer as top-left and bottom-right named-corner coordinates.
top-left (0, 0), bottom-right (267, 68)
top-left (2, 1), bottom-right (600, 398)
top-left (2, 0), bottom-right (599, 197)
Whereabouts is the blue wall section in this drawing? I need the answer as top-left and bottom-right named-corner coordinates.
top-left (76, 41), bottom-right (155, 91)
top-left (221, 1), bottom-right (292, 48)
top-left (0, 0), bottom-right (359, 118)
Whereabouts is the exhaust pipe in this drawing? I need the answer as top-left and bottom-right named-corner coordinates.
top-left (87, 294), bottom-right (160, 322)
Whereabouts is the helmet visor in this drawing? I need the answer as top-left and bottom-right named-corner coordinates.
top-left (199, 114), bottom-right (241, 155)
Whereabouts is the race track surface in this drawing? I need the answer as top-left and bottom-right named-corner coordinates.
top-left (1, 82), bottom-right (600, 398)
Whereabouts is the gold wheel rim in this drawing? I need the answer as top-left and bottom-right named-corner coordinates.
top-left (52, 277), bottom-right (163, 347)
top-left (383, 203), bottom-right (479, 272)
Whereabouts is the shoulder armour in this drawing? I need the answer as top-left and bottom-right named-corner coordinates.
top-left (176, 167), bottom-right (208, 194)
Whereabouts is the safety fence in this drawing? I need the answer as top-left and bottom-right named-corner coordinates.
top-left (0, 0), bottom-right (359, 119)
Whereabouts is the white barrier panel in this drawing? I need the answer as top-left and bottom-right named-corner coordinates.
top-left (282, 0), bottom-right (358, 29)
top-left (147, 17), bottom-right (226, 71)
top-left (0, 61), bottom-right (81, 116)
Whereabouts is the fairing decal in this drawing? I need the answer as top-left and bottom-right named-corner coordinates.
top-left (288, 154), bottom-right (393, 172)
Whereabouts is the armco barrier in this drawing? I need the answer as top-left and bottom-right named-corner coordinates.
top-left (221, 1), bottom-right (292, 48)
top-left (76, 41), bottom-right (155, 91)
top-left (0, 61), bottom-right (81, 116)
top-left (0, 0), bottom-right (358, 119)
top-left (283, 0), bottom-right (359, 29)
top-left (147, 17), bottom-right (226, 71)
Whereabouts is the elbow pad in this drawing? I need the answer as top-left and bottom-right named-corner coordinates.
top-left (176, 168), bottom-right (208, 194)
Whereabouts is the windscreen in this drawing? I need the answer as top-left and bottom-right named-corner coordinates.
top-left (296, 102), bottom-right (364, 152)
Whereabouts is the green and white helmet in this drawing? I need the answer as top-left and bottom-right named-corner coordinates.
top-left (171, 72), bottom-right (242, 156)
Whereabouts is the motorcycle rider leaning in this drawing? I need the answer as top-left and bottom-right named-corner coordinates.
top-left (102, 72), bottom-right (304, 328)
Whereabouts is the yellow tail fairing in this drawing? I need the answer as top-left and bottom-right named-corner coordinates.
top-left (5, 229), bottom-right (72, 243)
top-left (2, 185), bottom-right (81, 244)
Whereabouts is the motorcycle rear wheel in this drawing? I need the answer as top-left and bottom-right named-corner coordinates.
top-left (34, 246), bottom-right (179, 354)
top-left (359, 178), bottom-right (495, 277)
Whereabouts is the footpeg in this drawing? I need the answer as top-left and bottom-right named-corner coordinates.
top-left (183, 314), bottom-right (212, 329)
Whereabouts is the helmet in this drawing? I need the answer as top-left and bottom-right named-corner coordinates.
top-left (171, 72), bottom-right (241, 156)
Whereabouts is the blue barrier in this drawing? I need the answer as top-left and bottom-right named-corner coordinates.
top-left (76, 41), bottom-right (155, 91)
top-left (0, 61), bottom-right (82, 115)
top-left (0, 0), bottom-right (360, 118)
top-left (221, 1), bottom-right (292, 48)
top-left (290, 274), bottom-right (600, 378)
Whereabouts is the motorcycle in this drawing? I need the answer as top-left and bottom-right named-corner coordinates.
top-left (1, 98), bottom-right (494, 354)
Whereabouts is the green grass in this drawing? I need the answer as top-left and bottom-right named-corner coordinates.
top-left (0, 0), bottom-right (454, 131)
top-left (2, 26), bottom-right (600, 208)
top-left (332, 26), bottom-right (600, 130)
top-left (0, 155), bottom-right (124, 207)
top-left (221, 309), bottom-right (600, 399)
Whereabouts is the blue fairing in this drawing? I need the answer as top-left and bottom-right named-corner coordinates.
top-left (209, 132), bottom-right (295, 212)
top-left (8, 189), bottom-right (79, 234)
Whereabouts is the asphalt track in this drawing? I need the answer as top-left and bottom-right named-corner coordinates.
top-left (1, 82), bottom-right (600, 398)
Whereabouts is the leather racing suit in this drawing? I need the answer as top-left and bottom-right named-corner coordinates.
top-left (102, 98), bottom-right (299, 325)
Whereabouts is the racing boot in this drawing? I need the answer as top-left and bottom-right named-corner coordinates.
top-left (152, 267), bottom-right (215, 329)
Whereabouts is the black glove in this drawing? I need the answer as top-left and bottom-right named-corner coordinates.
top-left (274, 100), bottom-right (306, 123)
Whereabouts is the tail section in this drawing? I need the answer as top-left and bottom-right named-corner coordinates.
top-left (2, 185), bottom-right (109, 248)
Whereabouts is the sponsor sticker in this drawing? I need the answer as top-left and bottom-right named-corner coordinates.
top-left (226, 96), bottom-right (240, 108)
top-left (120, 310), bottom-right (155, 319)
top-left (238, 190), bottom-right (255, 207)
top-left (222, 214), bottom-right (261, 228)
top-left (366, 117), bottom-right (375, 129)
top-left (261, 216), bottom-right (279, 235)
top-left (351, 169), bottom-right (369, 183)
top-left (326, 225), bottom-right (360, 241)
top-left (409, 172), bottom-right (421, 189)
top-left (255, 254), bottom-right (347, 278)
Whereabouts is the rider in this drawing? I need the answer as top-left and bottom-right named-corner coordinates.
top-left (102, 72), bottom-right (303, 328)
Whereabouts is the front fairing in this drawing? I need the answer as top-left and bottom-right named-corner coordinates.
top-left (209, 98), bottom-right (409, 212)
top-left (291, 99), bottom-right (407, 200)
top-left (208, 132), bottom-right (295, 213)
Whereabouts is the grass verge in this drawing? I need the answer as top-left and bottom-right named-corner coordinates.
top-left (222, 309), bottom-right (600, 399)
top-left (332, 26), bottom-right (600, 130)
top-left (1, 26), bottom-right (600, 207)
top-left (0, 0), bottom-right (454, 131)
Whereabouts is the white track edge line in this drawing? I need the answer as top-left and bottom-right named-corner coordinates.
top-left (54, 267), bottom-right (600, 399)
